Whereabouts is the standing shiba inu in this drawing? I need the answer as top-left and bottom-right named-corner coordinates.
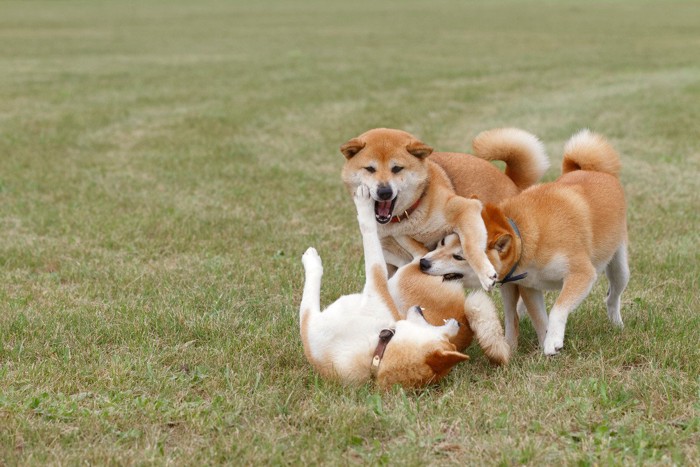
top-left (299, 186), bottom-right (509, 389)
top-left (420, 130), bottom-right (629, 356)
top-left (340, 127), bottom-right (548, 291)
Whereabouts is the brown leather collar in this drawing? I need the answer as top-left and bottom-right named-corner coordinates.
top-left (370, 328), bottom-right (395, 377)
top-left (390, 196), bottom-right (423, 223)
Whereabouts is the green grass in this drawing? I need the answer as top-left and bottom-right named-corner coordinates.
top-left (1, 0), bottom-right (699, 463)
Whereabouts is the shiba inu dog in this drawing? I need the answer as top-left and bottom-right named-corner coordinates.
top-left (299, 186), bottom-right (509, 389)
top-left (420, 130), bottom-right (629, 356)
top-left (419, 232), bottom-right (528, 342)
top-left (340, 127), bottom-right (549, 291)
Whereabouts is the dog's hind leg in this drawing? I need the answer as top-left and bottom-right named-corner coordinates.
top-left (300, 247), bottom-right (323, 322)
top-left (605, 243), bottom-right (629, 328)
top-left (543, 260), bottom-right (597, 356)
top-left (354, 186), bottom-right (402, 320)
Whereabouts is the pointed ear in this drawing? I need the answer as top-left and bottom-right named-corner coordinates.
top-left (340, 138), bottom-right (365, 159)
top-left (426, 349), bottom-right (469, 378)
top-left (406, 140), bottom-right (433, 159)
top-left (494, 233), bottom-right (512, 253)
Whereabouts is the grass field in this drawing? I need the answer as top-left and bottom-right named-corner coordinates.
top-left (1, 0), bottom-right (699, 464)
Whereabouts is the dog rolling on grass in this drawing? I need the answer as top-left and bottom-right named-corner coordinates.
top-left (340, 128), bottom-right (549, 291)
top-left (299, 186), bottom-right (509, 389)
top-left (420, 130), bottom-right (629, 356)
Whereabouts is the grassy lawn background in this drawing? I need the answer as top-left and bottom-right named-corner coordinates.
top-left (1, 0), bottom-right (698, 463)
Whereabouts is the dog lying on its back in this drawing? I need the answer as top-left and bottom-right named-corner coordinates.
top-left (419, 130), bottom-right (629, 356)
top-left (299, 186), bottom-right (509, 389)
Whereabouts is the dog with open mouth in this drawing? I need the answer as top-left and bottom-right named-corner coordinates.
top-left (299, 186), bottom-right (510, 389)
top-left (340, 127), bottom-right (549, 291)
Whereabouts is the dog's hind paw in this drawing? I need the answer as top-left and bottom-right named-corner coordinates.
top-left (302, 247), bottom-right (323, 273)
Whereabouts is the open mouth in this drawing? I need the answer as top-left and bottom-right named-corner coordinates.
top-left (374, 197), bottom-right (397, 224)
top-left (442, 273), bottom-right (464, 282)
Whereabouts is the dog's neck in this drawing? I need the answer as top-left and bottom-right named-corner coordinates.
top-left (390, 197), bottom-right (423, 223)
top-left (497, 217), bottom-right (527, 285)
top-left (370, 328), bottom-right (395, 377)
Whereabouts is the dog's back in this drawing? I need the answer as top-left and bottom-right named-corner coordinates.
top-left (431, 127), bottom-right (549, 204)
top-left (556, 130), bottom-right (627, 266)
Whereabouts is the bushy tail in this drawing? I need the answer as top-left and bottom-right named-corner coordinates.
top-left (562, 129), bottom-right (621, 177)
top-left (464, 291), bottom-right (510, 365)
top-left (472, 128), bottom-right (549, 191)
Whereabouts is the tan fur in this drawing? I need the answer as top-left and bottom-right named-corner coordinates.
top-left (340, 128), bottom-right (549, 288)
top-left (371, 264), bottom-right (402, 321)
top-left (393, 262), bottom-right (474, 350)
top-left (300, 187), bottom-right (475, 389)
top-left (376, 341), bottom-right (467, 389)
top-left (482, 130), bottom-right (629, 355)
top-left (392, 262), bottom-right (510, 365)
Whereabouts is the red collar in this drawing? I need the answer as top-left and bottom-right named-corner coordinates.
top-left (389, 196), bottom-right (423, 223)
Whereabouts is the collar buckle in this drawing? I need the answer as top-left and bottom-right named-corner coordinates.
top-left (370, 328), bottom-right (395, 377)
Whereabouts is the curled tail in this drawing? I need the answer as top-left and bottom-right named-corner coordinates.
top-left (464, 291), bottom-right (510, 365)
top-left (562, 129), bottom-right (621, 177)
top-left (472, 128), bottom-right (549, 191)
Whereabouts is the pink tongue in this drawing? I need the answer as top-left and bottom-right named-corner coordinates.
top-left (377, 200), bottom-right (392, 217)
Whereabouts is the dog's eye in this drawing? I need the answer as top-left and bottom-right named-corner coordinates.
top-left (453, 254), bottom-right (465, 261)
top-left (391, 166), bottom-right (404, 174)
top-left (364, 166), bottom-right (376, 173)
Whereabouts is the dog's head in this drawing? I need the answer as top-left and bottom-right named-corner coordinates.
top-left (417, 234), bottom-right (480, 287)
top-left (340, 129), bottom-right (433, 224)
top-left (481, 204), bottom-right (519, 279)
top-left (375, 306), bottom-right (468, 389)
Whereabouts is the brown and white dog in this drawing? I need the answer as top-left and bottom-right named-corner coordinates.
top-left (300, 186), bottom-right (509, 389)
top-left (340, 128), bottom-right (549, 291)
top-left (420, 130), bottom-right (629, 356)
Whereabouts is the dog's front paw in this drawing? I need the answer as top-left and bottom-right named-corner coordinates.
top-left (542, 315), bottom-right (566, 356)
top-left (353, 185), bottom-right (375, 229)
top-left (353, 185), bottom-right (372, 207)
top-left (542, 332), bottom-right (564, 356)
top-left (478, 267), bottom-right (498, 292)
top-left (302, 247), bottom-right (323, 274)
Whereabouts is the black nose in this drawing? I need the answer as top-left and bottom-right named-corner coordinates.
top-left (419, 258), bottom-right (431, 271)
top-left (377, 185), bottom-right (393, 200)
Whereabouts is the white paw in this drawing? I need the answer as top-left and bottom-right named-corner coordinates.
top-left (443, 318), bottom-right (460, 337)
top-left (478, 266), bottom-right (498, 292)
top-left (607, 310), bottom-right (624, 328)
top-left (542, 333), bottom-right (564, 356)
top-left (353, 185), bottom-right (373, 210)
top-left (353, 185), bottom-right (375, 230)
top-left (302, 247), bottom-right (323, 273)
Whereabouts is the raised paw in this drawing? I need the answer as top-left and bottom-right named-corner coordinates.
top-left (353, 185), bottom-right (372, 207)
top-left (442, 318), bottom-right (461, 337)
top-left (302, 247), bottom-right (323, 274)
top-left (353, 185), bottom-right (376, 230)
top-left (478, 267), bottom-right (498, 292)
